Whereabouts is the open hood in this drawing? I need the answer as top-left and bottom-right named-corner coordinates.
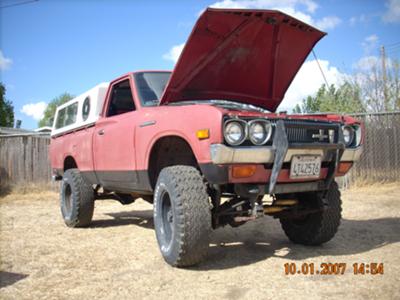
top-left (160, 8), bottom-right (326, 112)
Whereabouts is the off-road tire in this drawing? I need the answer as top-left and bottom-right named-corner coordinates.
top-left (153, 165), bottom-right (211, 267)
top-left (60, 168), bottom-right (94, 227)
top-left (279, 181), bottom-right (342, 245)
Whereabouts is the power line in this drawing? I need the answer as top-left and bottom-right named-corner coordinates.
top-left (386, 45), bottom-right (400, 54)
top-left (386, 50), bottom-right (400, 57)
top-left (387, 47), bottom-right (400, 53)
top-left (386, 44), bottom-right (400, 49)
top-left (385, 41), bottom-right (400, 48)
top-left (366, 42), bottom-right (400, 55)
top-left (312, 50), bottom-right (330, 87)
top-left (0, 0), bottom-right (38, 9)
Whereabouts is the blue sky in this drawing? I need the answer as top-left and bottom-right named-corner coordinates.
top-left (1, 0), bottom-right (399, 129)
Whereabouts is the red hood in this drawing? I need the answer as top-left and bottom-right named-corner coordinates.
top-left (159, 8), bottom-right (326, 112)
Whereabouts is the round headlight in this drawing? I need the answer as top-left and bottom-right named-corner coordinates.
top-left (224, 121), bottom-right (246, 146)
top-left (342, 126), bottom-right (355, 146)
top-left (248, 120), bottom-right (272, 145)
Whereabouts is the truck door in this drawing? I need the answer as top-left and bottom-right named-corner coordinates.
top-left (93, 78), bottom-right (139, 191)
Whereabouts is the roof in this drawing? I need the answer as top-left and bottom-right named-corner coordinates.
top-left (34, 126), bottom-right (52, 133)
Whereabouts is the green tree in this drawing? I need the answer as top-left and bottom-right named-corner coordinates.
top-left (293, 103), bottom-right (302, 114)
top-left (355, 57), bottom-right (400, 112)
top-left (293, 82), bottom-right (366, 114)
top-left (0, 82), bottom-right (14, 127)
top-left (38, 93), bottom-right (74, 127)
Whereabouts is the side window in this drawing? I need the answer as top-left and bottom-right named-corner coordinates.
top-left (55, 108), bottom-right (66, 129)
top-left (65, 102), bottom-right (78, 126)
top-left (55, 102), bottom-right (78, 129)
top-left (107, 80), bottom-right (135, 117)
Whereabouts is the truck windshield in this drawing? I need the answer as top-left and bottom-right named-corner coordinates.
top-left (134, 72), bottom-right (171, 107)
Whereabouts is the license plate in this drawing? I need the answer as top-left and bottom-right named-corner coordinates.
top-left (290, 155), bottom-right (321, 179)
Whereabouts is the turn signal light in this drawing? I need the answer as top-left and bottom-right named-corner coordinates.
top-left (196, 129), bottom-right (210, 140)
top-left (336, 162), bottom-right (353, 176)
top-left (232, 165), bottom-right (257, 178)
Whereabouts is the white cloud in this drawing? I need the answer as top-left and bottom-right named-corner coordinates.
top-left (354, 55), bottom-right (393, 74)
top-left (383, 0), bottom-right (400, 23)
top-left (349, 14), bottom-right (367, 26)
top-left (21, 102), bottom-right (48, 121)
top-left (210, 0), bottom-right (318, 13)
top-left (281, 59), bottom-right (345, 109)
top-left (314, 16), bottom-right (342, 31)
top-left (162, 43), bottom-right (185, 63)
top-left (0, 50), bottom-right (13, 70)
top-left (354, 56), bottom-right (379, 71)
top-left (362, 34), bottom-right (379, 55)
top-left (208, 0), bottom-right (341, 30)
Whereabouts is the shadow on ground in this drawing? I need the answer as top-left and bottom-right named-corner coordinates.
top-left (0, 271), bottom-right (28, 288)
top-left (90, 209), bottom-right (400, 270)
top-left (91, 210), bottom-right (154, 229)
top-left (196, 217), bottom-right (400, 270)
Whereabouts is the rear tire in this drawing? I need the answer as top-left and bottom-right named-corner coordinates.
top-left (60, 168), bottom-right (94, 227)
top-left (153, 166), bottom-right (211, 267)
top-left (279, 181), bottom-right (342, 245)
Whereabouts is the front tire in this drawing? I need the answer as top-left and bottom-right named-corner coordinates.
top-left (279, 181), bottom-right (342, 245)
top-left (60, 168), bottom-right (94, 227)
top-left (153, 166), bottom-right (211, 267)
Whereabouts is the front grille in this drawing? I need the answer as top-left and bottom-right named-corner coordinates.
top-left (286, 127), bottom-right (308, 143)
top-left (276, 119), bottom-right (340, 144)
top-left (222, 116), bottom-right (341, 146)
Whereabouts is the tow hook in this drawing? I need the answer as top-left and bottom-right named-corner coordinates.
top-left (233, 186), bottom-right (264, 222)
top-left (233, 202), bottom-right (264, 223)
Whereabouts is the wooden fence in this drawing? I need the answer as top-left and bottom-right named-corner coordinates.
top-left (1, 112), bottom-right (399, 191)
top-left (0, 135), bottom-right (52, 188)
top-left (339, 111), bottom-right (400, 188)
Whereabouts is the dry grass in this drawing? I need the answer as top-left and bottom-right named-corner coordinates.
top-left (346, 178), bottom-right (400, 189)
top-left (1, 184), bottom-right (400, 300)
top-left (0, 182), bottom-right (59, 196)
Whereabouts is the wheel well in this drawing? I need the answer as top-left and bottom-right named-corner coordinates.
top-left (64, 156), bottom-right (77, 171)
top-left (148, 136), bottom-right (198, 189)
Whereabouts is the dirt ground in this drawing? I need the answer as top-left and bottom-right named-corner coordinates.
top-left (0, 183), bottom-right (399, 300)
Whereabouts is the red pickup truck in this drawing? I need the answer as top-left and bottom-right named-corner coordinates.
top-left (49, 8), bottom-right (363, 267)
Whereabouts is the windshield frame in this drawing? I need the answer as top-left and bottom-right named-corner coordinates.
top-left (133, 71), bottom-right (172, 107)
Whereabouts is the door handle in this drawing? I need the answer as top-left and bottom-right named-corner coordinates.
top-left (98, 129), bottom-right (105, 136)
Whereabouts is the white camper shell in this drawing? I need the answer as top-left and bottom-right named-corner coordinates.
top-left (51, 83), bottom-right (109, 137)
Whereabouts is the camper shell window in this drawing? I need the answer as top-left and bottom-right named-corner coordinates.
top-left (55, 102), bottom-right (78, 129)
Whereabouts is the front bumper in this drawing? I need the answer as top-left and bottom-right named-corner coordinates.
top-left (210, 144), bottom-right (363, 164)
top-left (204, 120), bottom-right (363, 194)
